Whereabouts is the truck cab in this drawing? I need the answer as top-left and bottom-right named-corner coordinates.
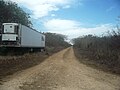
top-left (0, 23), bottom-right (19, 46)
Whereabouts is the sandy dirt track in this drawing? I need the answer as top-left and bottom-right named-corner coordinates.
top-left (0, 47), bottom-right (120, 90)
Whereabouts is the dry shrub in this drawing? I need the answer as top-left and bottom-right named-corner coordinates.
top-left (73, 30), bottom-right (120, 74)
top-left (0, 52), bottom-right (48, 78)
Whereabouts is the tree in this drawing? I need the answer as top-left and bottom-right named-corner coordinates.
top-left (0, 0), bottom-right (32, 27)
top-left (45, 33), bottom-right (70, 48)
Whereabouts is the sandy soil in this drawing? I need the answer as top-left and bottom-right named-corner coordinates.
top-left (0, 47), bottom-right (120, 90)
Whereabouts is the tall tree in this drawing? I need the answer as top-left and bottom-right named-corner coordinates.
top-left (0, 0), bottom-right (32, 27)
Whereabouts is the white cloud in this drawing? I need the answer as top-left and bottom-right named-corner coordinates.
top-left (44, 19), bottom-right (80, 30)
top-left (51, 14), bottom-right (56, 17)
top-left (44, 19), bottom-right (113, 39)
top-left (10, 0), bottom-right (73, 19)
top-left (63, 5), bottom-right (71, 9)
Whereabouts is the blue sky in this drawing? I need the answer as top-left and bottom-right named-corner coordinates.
top-left (10, 0), bottom-right (120, 39)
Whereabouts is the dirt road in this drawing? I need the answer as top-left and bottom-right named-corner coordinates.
top-left (0, 47), bottom-right (120, 90)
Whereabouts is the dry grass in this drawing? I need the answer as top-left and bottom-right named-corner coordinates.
top-left (0, 52), bottom-right (48, 79)
top-left (73, 47), bottom-right (120, 75)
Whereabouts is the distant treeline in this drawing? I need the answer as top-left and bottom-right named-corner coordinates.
top-left (44, 33), bottom-right (71, 53)
top-left (45, 33), bottom-right (70, 47)
top-left (73, 27), bottom-right (120, 74)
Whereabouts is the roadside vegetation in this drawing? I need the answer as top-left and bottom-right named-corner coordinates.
top-left (73, 23), bottom-right (120, 74)
top-left (45, 32), bottom-right (71, 54)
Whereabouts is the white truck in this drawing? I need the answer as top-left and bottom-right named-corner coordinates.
top-left (0, 23), bottom-right (45, 51)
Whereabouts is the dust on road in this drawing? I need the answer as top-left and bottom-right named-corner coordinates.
top-left (0, 47), bottom-right (120, 90)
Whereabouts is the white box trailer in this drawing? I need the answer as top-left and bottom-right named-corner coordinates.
top-left (0, 23), bottom-right (45, 50)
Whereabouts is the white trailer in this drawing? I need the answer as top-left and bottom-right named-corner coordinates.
top-left (0, 23), bottom-right (45, 50)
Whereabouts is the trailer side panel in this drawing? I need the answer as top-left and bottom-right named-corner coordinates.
top-left (20, 25), bottom-right (45, 48)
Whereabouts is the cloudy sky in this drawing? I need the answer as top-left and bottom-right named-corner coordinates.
top-left (10, 0), bottom-right (120, 39)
